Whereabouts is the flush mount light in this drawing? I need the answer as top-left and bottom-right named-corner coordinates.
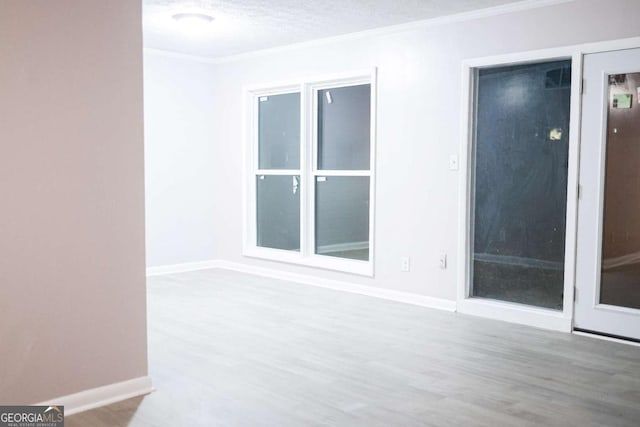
top-left (172, 12), bottom-right (214, 33)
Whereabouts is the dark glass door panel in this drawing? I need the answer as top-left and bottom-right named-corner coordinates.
top-left (471, 60), bottom-right (572, 310)
top-left (600, 72), bottom-right (640, 309)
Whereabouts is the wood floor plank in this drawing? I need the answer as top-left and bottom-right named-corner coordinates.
top-left (67, 269), bottom-right (640, 426)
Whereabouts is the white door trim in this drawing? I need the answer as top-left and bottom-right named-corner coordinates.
top-left (457, 36), bottom-right (640, 332)
top-left (573, 47), bottom-right (640, 340)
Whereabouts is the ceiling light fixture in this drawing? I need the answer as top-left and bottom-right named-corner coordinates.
top-left (172, 12), bottom-right (214, 33)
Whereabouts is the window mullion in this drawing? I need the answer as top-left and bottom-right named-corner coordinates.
top-left (304, 83), bottom-right (316, 258)
top-left (299, 83), bottom-right (309, 257)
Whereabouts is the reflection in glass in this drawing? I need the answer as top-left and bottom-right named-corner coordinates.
top-left (600, 72), bottom-right (640, 309)
top-left (257, 175), bottom-right (300, 251)
top-left (315, 176), bottom-right (369, 261)
top-left (259, 93), bottom-right (300, 170)
top-left (318, 85), bottom-right (371, 170)
top-left (471, 60), bottom-right (571, 310)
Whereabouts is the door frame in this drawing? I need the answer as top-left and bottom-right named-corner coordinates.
top-left (457, 36), bottom-right (640, 332)
top-left (573, 48), bottom-right (640, 340)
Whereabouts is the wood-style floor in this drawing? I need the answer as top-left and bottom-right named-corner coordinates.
top-left (67, 269), bottom-right (640, 426)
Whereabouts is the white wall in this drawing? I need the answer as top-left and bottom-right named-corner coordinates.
top-left (0, 0), bottom-right (147, 404)
top-left (205, 0), bottom-right (640, 301)
top-left (144, 52), bottom-right (218, 267)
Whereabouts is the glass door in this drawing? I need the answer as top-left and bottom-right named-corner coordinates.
top-left (574, 48), bottom-right (640, 341)
top-left (470, 60), bottom-right (572, 310)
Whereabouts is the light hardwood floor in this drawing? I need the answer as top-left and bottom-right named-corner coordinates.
top-left (68, 269), bottom-right (640, 426)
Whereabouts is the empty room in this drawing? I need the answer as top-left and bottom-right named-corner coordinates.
top-left (2, 0), bottom-right (640, 426)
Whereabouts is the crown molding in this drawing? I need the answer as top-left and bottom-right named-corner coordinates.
top-left (144, 0), bottom-right (574, 65)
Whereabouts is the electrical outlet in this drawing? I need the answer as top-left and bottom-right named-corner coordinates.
top-left (400, 257), bottom-right (410, 272)
top-left (439, 253), bottom-right (447, 269)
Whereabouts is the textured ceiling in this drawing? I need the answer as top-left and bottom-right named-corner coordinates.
top-left (143, 0), bottom-right (528, 58)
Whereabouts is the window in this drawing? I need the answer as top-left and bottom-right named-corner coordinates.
top-left (245, 72), bottom-right (376, 275)
top-left (256, 91), bottom-right (301, 252)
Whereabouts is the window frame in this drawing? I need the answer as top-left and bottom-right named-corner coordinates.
top-left (243, 70), bottom-right (377, 276)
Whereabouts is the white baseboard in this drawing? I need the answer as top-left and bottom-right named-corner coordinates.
top-left (146, 260), bottom-right (220, 276)
top-left (146, 259), bottom-right (456, 312)
top-left (37, 376), bottom-right (153, 416)
top-left (216, 260), bottom-right (457, 312)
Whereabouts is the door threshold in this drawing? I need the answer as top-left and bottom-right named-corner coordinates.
top-left (573, 328), bottom-right (640, 347)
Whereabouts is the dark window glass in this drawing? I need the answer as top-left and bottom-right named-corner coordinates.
top-left (259, 93), bottom-right (300, 169)
top-left (257, 175), bottom-right (300, 251)
top-left (315, 176), bottom-right (369, 261)
top-left (318, 85), bottom-right (370, 170)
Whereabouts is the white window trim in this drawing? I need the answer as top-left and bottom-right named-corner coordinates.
top-left (243, 69), bottom-right (377, 277)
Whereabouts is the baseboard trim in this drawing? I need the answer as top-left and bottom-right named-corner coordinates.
top-left (146, 260), bottom-right (221, 276)
top-left (146, 259), bottom-right (456, 312)
top-left (216, 260), bottom-right (457, 312)
top-left (36, 376), bottom-right (153, 416)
